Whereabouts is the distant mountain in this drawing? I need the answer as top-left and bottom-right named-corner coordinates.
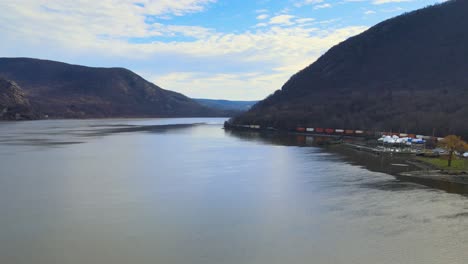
top-left (0, 58), bottom-right (222, 119)
top-left (233, 0), bottom-right (468, 137)
top-left (194, 99), bottom-right (258, 112)
top-left (0, 78), bottom-right (35, 120)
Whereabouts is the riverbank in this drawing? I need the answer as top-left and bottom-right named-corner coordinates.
top-left (328, 143), bottom-right (468, 195)
top-left (225, 128), bottom-right (468, 195)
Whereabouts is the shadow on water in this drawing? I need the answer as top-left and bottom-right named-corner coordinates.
top-left (226, 129), bottom-right (468, 195)
top-left (0, 123), bottom-right (201, 148)
top-left (82, 123), bottom-right (202, 137)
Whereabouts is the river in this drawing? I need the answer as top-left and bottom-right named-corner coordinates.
top-left (0, 118), bottom-right (467, 264)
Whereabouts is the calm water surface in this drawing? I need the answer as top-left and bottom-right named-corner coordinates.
top-left (0, 118), bottom-right (467, 264)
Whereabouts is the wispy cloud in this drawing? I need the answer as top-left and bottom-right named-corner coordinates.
top-left (373, 0), bottom-right (412, 4)
top-left (314, 3), bottom-right (333, 9)
top-left (148, 26), bottom-right (367, 99)
top-left (294, 0), bottom-right (325, 7)
top-left (0, 0), bottom-right (442, 99)
top-left (0, 0), bottom-right (367, 100)
top-left (268, 15), bottom-right (296, 26)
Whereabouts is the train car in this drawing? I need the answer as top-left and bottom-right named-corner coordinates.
top-left (416, 135), bottom-right (424, 139)
top-left (408, 134), bottom-right (416, 138)
top-left (335, 129), bottom-right (344, 133)
top-left (355, 130), bottom-right (364, 135)
top-left (345, 130), bottom-right (354, 135)
top-left (325, 128), bottom-right (334, 134)
top-left (399, 133), bottom-right (408, 137)
top-left (315, 128), bottom-right (324, 133)
top-left (306, 128), bottom-right (315, 132)
top-left (250, 125), bottom-right (260, 129)
top-left (296, 127), bottom-right (306, 132)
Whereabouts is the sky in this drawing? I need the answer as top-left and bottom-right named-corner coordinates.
top-left (0, 0), bottom-right (447, 100)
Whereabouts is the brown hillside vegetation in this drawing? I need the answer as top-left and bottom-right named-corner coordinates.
top-left (233, 0), bottom-right (468, 137)
top-left (0, 58), bottom-right (222, 119)
top-left (0, 78), bottom-right (35, 120)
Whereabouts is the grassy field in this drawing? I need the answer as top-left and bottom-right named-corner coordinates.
top-left (417, 156), bottom-right (468, 171)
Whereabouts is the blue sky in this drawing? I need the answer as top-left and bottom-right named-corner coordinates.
top-left (0, 0), bottom-right (446, 100)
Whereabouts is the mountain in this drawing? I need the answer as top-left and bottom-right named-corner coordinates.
top-left (0, 78), bottom-right (35, 120)
top-left (0, 58), bottom-right (221, 119)
top-left (232, 0), bottom-right (468, 137)
top-left (193, 99), bottom-right (258, 112)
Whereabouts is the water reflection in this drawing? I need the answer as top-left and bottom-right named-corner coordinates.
top-left (0, 119), bottom-right (467, 264)
top-left (227, 129), bottom-right (468, 195)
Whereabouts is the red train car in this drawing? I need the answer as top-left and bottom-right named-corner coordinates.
top-left (345, 130), bottom-right (354, 135)
top-left (325, 128), bottom-right (334, 134)
top-left (296, 127), bottom-right (306, 132)
top-left (315, 128), bottom-right (324, 133)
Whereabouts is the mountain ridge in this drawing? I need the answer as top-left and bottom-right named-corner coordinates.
top-left (0, 57), bottom-right (223, 119)
top-left (232, 0), bottom-right (468, 137)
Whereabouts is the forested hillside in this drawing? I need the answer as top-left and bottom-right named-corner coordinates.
top-left (233, 0), bottom-right (468, 137)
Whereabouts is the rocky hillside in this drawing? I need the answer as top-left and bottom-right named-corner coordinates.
top-left (0, 58), bottom-right (221, 119)
top-left (233, 0), bottom-right (468, 137)
top-left (0, 78), bottom-right (35, 120)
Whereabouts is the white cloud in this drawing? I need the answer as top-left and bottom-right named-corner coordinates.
top-left (0, 0), bottom-right (217, 41)
top-left (148, 26), bottom-right (368, 100)
top-left (268, 15), bottom-right (296, 26)
top-left (255, 9), bottom-right (269, 13)
top-left (0, 0), bottom-right (367, 100)
top-left (151, 72), bottom-right (282, 100)
top-left (295, 0), bottom-right (324, 7)
top-left (254, 23), bottom-right (269, 28)
top-left (256, 14), bottom-right (269, 20)
top-left (314, 3), bottom-right (332, 9)
top-left (296, 18), bottom-right (316, 24)
top-left (373, 0), bottom-right (412, 4)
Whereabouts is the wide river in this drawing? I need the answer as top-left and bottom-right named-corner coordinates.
top-left (0, 118), bottom-right (467, 264)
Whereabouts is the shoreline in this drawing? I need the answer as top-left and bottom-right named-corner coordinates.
top-left (225, 127), bottom-right (468, 195)
top-left (0, 116), bottom-right (232, 122)
top-left (335, 143), bottom-right (468, 195)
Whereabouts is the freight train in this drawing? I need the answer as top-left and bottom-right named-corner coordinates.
top-left (224, 122), bottom-right (443, 141)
